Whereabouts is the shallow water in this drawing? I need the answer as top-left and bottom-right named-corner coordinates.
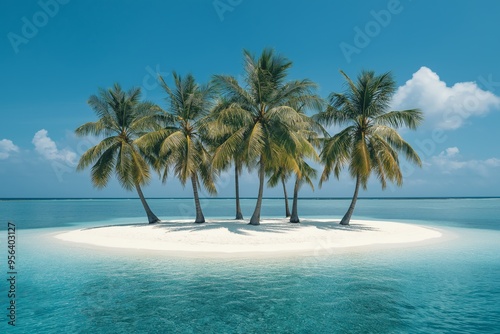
top-left (1, 198), bottom-right (499, 333)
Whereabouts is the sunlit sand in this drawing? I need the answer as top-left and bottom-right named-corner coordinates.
top-left (55, 219), bottom-right (442, 256)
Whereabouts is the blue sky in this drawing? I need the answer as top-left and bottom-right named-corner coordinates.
top-left (1, 0), bottom-right (499, 198)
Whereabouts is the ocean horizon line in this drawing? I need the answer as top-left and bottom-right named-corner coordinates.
top-left (1, 196), bottom-right (499, 201)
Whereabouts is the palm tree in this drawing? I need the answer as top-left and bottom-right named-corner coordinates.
top-left (289, 159), bottom-right (317, 224)
top-left (75, 84), bottom-right (161, 224)
top-left (267, 102), bottom-right (325, 219)
top-left (317, 70), bottom-right (423, 225)
top-left (212, 48), bottom-right (319, 225)
top-left (233, 160), bottom-right (244, 220)
top-left (288, 123), bottom-right (322, 224)
top-left (267, 163), bottom-right (292, 217)
top-left (266, 149), bottom-right (317, 223)
top-left (138, 72), bottom-right (216, 224)
top-left (207, 98), bottom-right (247, 220)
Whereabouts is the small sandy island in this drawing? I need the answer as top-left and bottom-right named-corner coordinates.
top-left (55, 219), bottom-right (442, 256)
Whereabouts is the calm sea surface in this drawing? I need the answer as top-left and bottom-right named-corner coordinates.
top-left (1, 198), bottom-right (499, 333)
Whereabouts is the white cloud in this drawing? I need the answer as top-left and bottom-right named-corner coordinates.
top-left (431, 147), bottom-right (500, 176)
top-left (32, 129), bottom-right (77, 165)
top-left (391, 67), bottom-right (500, 129)
top-left (484, 158), bottom-right (500, 167)
top-left (0, 139), bottom-right (19, 160)
top-left (442, 147), bottom-right (459, 157)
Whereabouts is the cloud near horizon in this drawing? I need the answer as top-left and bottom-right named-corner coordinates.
top-left (431, 146), bottom-right (500, 176)
top-left (391, 67), bottom-right (500, 130)
top-left (0, 139), bottom-right (19, 160)
top-left (32, 129), bottom-right (77, 165)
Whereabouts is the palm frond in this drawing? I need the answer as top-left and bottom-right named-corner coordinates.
top-left (76, 84), bottom-right (159, 192)
top-left (212, 75), bottom-right (255, 111)
top-left (373, 125), bottom-right (422, 166)
top-left (90, 145), bottom-right (119, 188)
top-left (75, 120), bottom-right (112, 137)
top-left (76, 136), bottom-right (119, 171)
top-left (116, 141), bottom-right (135, 190)
top-left (320, 126), bottom-right (354, 181)
top-left (212, 126), bottom-right (247, 169)
top-left (246, 122), bottom-right (265, 162)
top-left (374, 109), bottom-right (424, 129)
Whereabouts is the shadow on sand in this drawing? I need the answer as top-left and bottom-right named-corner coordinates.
top-left (86, 219), bottom-right (379, 235)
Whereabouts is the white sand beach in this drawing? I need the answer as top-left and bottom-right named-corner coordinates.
top-left (55, 219), bottom-right (443, 256)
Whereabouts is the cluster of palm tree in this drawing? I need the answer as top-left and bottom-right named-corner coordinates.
top-left (76, 48), bottom-right (423, 226)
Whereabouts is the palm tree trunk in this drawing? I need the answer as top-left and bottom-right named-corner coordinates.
top-left (249, 157), bottom-right (265, 225)
top-left (289, 176), bottom-right (300, 223)
top-left (135, 183), bottom-right (160, 224)
top-left (191, 174), bottom-right (205, 224)
top-left (340, 175), bottom-right (360, 225)
top-left (235, 163), bottom-right (243, 220)
top-left (281, 176), bottom-right (291, 217)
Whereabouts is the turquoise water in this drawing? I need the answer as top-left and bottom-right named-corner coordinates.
top-left (1, 198), bottom-right (500, 333)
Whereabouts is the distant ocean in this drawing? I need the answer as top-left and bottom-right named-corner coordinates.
top-left (1, 198), bottom-right (499, 333)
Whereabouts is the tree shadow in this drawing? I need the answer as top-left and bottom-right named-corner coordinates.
top-left (150, 220), bottom-right (302, 236)
top-left (299, 220), bottom-right (379, 232)
top-left (83, 218), bottom-right (379, 235)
